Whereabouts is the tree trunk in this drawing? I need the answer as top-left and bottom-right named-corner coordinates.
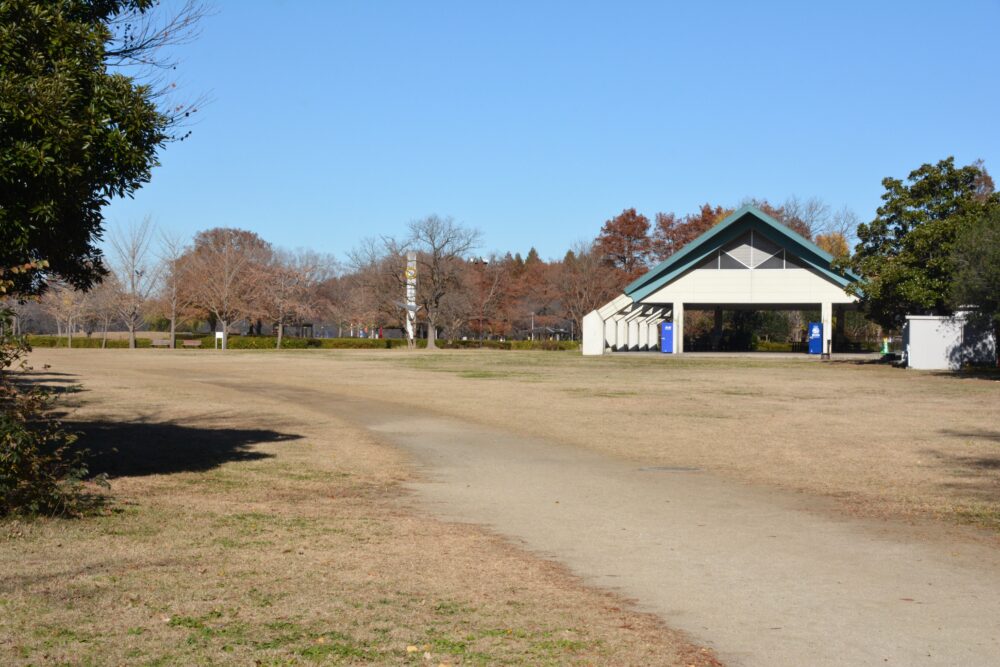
top-left (67, 318), bottom-right (73, 349)
top-left (276, 321), bottom-right (283, 349)
top-left (426, 316), bottom-right (437, 350)
top-left (169, 312), bottom-right (176, 349)
top-left (101, 319), bottom-right (109, 349)
top-left (128, 321), bottom-right (137, 349)
top-left (995, 320), bottom-right (999, 368)
top-left (220, 319), bottom-right (228, 350)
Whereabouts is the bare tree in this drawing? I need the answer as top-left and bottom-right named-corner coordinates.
top-left (0, 297), bottom-right (27, 337)
top-left (85, 275), bottom-right (123, 348)
top-left (258, 250), bottom-right (335, 348)
top-left (42, 283), bottom-right (88, 348)
top-left (180, 228), bottom-right (271, 349)
top-left (348, 218), bottom-right (480, 348)
top-left (156, 232), bottom-right (191, 348)
top-left (109, 218), bottom-right (159, 348)
top-left (782, 196), bottom-right (831, 237)
top-left (405, 216), bottom-right (481, 349)
top-left (826, 206), bottom-right (861, 244)
top-left (467, 256), bottom-right (510, 340)
top-left (347, 238), bottom-right (410, 328)
top-left (559, 242), bottom-right (619, 337)
top-left (105, 0), bottom-right (211, 138)
top-left (437, 279), bottom-right (474, 342)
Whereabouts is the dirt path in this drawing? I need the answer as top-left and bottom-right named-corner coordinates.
top-left (260, 384), bottom-right (1000, 667)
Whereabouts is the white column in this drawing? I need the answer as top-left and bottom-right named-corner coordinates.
top-left (616, 318), bottom-right (628, 351)
top-left (627, 320), bottom-right (639, 350)
top-left (582, 310), bottom-right (605, 356)
top-left (821, 301), bottom-right (833, 356)
top-left (673, 302), bottom-right (685, 354)
top-left (604, 318), bottom-right (617, 349)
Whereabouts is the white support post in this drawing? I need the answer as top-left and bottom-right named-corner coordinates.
top-left (821, 301), bottom-right (833, 358)
top-left (581, 310), bottom-right (605, 356)
top-left (616, 318), bottom-right (628, 351)
top-left (673, 302), bottom-right (685, 354)
top-left (627, 320), bottom-right (640, 350)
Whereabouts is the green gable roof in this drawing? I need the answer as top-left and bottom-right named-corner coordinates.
top-left (624, 205), bottom-right (858, 302)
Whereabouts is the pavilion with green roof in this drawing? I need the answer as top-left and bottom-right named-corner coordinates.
top-left (581, 205), bottom-right (860, 355)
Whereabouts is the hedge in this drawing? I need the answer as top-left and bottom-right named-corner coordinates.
top-left (26, 335), bottom-right (580, 352)
top-left (755, 340), bottom-right (794, 352)
top-left (27, 335), bottom-right (152, 348)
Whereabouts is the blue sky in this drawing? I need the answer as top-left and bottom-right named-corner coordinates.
top-left (106, 1), bottom-right (1000, 261)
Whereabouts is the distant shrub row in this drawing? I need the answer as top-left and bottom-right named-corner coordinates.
top-left (27, 335), bottom-right (579, 352)
top-left (26, 335), bottom-right (153, 349)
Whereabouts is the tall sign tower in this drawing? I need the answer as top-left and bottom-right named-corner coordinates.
top-left (405, 251), bottom-right (417, 349)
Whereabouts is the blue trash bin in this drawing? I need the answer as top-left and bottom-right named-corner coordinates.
top-left (660, 321), bottom-right (674, 353)
top-left (807, 322), bottom-right (823, 355)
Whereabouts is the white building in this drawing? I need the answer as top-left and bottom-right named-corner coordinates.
top-left (903, 315), bottom-right (997, 370)
top-left (582, 205), bottom-right (860, 355)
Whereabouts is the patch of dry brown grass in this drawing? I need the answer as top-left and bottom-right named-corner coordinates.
top-left (2, 351), bottom-right (719, 666)
top-left (62, 347), bottom-right (997, 532)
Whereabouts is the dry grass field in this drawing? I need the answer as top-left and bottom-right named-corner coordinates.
top-left (3, 347), bottom-right (998, 665)
top-left (78, 347), bottom-right (994, 529)
top-left (2, 349), bottom-right (722, 667)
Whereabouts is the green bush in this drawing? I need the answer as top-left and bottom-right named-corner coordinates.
top-left (509, 340), bottom-right (579, 351)
top-left (315, 338), bottom-right (415, 349)
top-left (26, 335), bottom-right (151, 348)
top-left (225, 336), bottom-right (305, 349)
top-left (3, 322), bottom-right (100, 517)
top-left (0, 394), bottom-right (95, 516)
top-left (435, 339), bottom-right (510, 350)
top-left (756, 340), bottom-right (794, 352)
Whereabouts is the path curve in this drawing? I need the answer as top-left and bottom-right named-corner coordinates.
top-left (228, 383), bottom-right (1000, 667)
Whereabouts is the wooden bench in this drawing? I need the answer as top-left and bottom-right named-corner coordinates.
top-left (181, 339), bottom-right (202, 348)
top-left (151, 339), bottom-right (171, 348)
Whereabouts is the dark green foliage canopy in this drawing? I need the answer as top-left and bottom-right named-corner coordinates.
top-left (951, 207), bottom-right (1000, 334)
top-left (0, 0), bottom-right (167, 294)
top-left (846, 157), bottom-right (999, 329)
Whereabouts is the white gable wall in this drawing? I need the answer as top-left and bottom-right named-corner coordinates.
top-left (643, 267), bottom-right (854, 305)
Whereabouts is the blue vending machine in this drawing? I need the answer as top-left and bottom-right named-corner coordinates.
top-left (660, 321), bottom-right (674, 353)
top-left (807, 322), bottom-right (823, 355)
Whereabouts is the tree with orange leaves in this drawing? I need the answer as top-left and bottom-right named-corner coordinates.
top-left (594, 208), bottom-right (651, 284)
top-left (814, 232), bottom-right (849, 258)
top-left (651, 204), bottom-right (731, 260)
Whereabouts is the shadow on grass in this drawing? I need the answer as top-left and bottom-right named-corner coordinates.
top-left (827, 355), bottom-right (900, 367)
top-left (923, 432), bottom-right (1000, 511)
top-left (940, 429), bottom-right (1000, 443)
top-left (930, 367), bottom-right (1000, 381)
top-left (11, 370), bottom-right (87, 394)
top-left (64, 419), bottom-right (302, 478)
